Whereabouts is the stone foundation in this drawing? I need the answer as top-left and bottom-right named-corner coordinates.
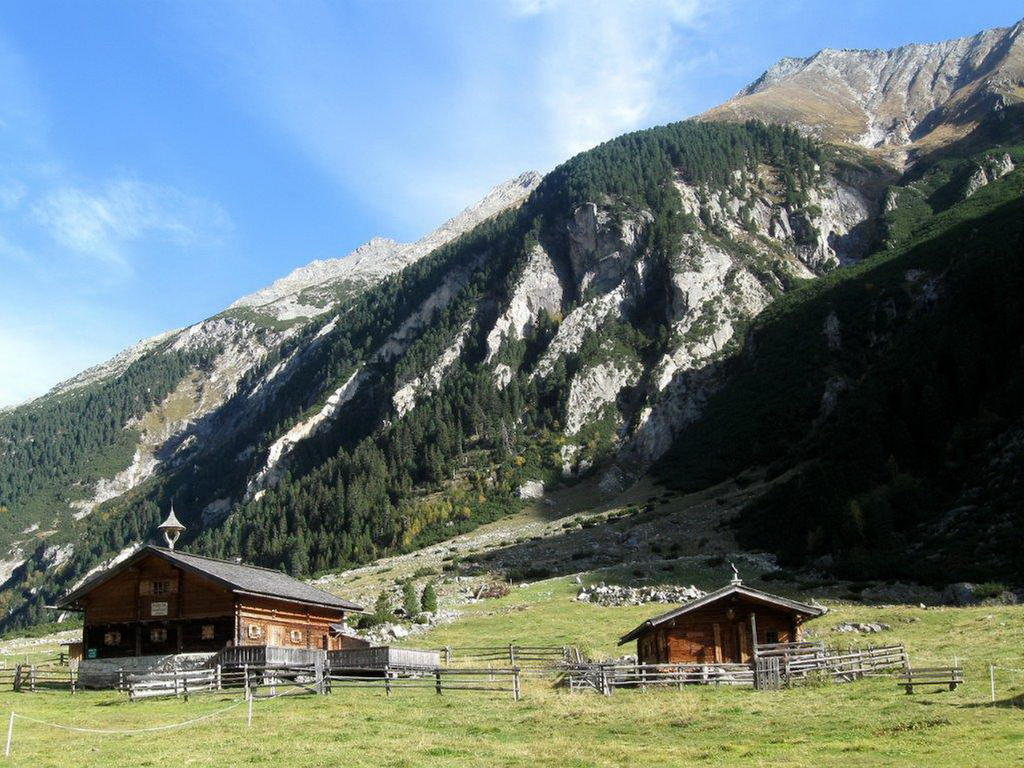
top-left (78, 652), bottom-right (216, 689)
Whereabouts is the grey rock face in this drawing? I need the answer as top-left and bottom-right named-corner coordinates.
top-left (575, 583), bottom-right (705, 607)
top-left (832, 621), bottom-right (891, 634)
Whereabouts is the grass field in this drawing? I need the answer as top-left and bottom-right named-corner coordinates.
top-left (0, 575), bottom-right (1021, 767)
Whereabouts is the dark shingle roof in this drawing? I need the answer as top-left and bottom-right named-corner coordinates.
top-left (58, 545), bottom-right (363, 612)
top-left (618, 583), bottom-right (824, 645)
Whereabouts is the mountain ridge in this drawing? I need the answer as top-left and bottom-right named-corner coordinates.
top-left (703, 18), bottom-right (1024, 161)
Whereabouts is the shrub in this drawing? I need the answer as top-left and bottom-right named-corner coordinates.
top-left (972, 582), bottom-right (1008, 600)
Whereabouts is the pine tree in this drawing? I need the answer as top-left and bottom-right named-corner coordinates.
top-left (421, 582), bottom-right (437, 614)
top-left (373, 591), bottom-right (393, 625)
top-left (402, 580), bottom-right (420, 617)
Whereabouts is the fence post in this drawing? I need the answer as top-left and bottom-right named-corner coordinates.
top-left (247, 691), bottom-right (253, 728)
top-left (443, 646), bottom-right (451, 666)
top-left (243, 664), bottom-right (249, 699)
top-left (29, 666), bottom-right (35, 693)
top-left (513, 669), bottom-right (521, 701)
top-left (183, 673), bottom-right (190, 703)
top-left (990, 665), bottom-right (996, 704)
top-left (216, 664), bottom-right (222, 691)
top-left (435, 668), bottom-right (443, 696)
top-left (4, 711), bottom-right (13, 757)
top-left (508, 644), bottom-right (516, 666)
top-left (384, 666), bottom-right (392, 697)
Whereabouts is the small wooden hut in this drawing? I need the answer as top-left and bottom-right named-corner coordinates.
top-left (619, 576), bottom-right (824, 664)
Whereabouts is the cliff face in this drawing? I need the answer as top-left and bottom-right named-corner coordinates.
top-left (702, 19), bottom-right (1024, 162)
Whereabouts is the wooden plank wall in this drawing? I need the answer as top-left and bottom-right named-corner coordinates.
top-left (637, 604), bottom-right (802, 664)
top-left (236, 596), bottom-right (346, 651)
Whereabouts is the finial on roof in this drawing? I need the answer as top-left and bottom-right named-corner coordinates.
top-left (730, 562), bottom-right (742, 586)
top-left (158, 504), bottom-right (186, 550)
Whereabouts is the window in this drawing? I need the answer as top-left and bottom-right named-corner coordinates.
top-left (290, 629), bottom-right (303, 644)
top-left (201, 625), bottom-right (215, 640)
top-left (150, 627), bottom-right (168, 643)
top-left (765, 631), bottom-right (780, 644)
top-left (103, 631), bottom-right (121, 646)
top-left (247, 624), bottom-right (262, 639)
top-left (151, 580), bottom-right (170, 596)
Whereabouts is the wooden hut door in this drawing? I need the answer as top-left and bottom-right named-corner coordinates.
top-left (737, 623), bottom-right (750, 663)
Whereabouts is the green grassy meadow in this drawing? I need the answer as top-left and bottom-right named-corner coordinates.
top-left (0, 576), bottom-right (1021, 767)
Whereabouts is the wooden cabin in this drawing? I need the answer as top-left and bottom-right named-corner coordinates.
top-left (619, 580), bottom-right (824, 665)
top-left (56, 545), bottom-right (364, 660)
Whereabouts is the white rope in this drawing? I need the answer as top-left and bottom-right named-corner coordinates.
top-left (7, 698), bottom-right (245, 735)
top-left (991, 666), bottom-right (1024, 674)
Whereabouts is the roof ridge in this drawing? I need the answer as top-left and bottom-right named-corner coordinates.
top-left (150, 545), bottom-right (291, 575)
top-left (617, 582), bottom-right (825, 645)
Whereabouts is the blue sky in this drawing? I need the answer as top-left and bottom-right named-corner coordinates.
top-left (0, 0), bottom-right (1019, 406)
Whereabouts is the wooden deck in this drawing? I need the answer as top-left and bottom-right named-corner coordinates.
top-left (328, 646), bottom-right (440, 672)
top-left (216, 645), bottom-right (323, 668)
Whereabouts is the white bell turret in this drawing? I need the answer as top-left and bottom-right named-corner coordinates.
top-left (158, 505), bottom-right (186, 550)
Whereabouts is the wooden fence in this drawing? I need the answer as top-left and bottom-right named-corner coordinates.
top-left (10, 665), bottom-right (78, 694)
top-left (123, 660), bottom-right (522, 701)
top-left (440, 644), bottom-right (583, 667)
top-left (566, 662), bottom-right (756, 694)
top-left (757, 642), bottom-right (909, 683)
top-left (567, 643), bottom-right (910, 695)
top-left (328, 667), bottom-right (522, 700)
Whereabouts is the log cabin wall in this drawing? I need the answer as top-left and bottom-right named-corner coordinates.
top-left (236, 595), bottom-right (347, 651)
top-left (81, 554), bottom-right (238, 658)
top-left (636, 602), bottom-right (801, 665)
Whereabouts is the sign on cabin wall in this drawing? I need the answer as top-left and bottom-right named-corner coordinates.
top-left (150, 601), bottom-right (169, 617)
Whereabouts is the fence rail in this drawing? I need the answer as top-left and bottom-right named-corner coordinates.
top-left (439, 644), bottom-right (582, 667)
top-left (567, 643), bottom-right (910, 695)
top-left (10, 665), bottom-right (78, 694)
top-left (328, 667), bottom-right (521, 700)
top-left (566, 662), bottom-right (755, 694)
top-left (123, 661), bottom-right (522, 701)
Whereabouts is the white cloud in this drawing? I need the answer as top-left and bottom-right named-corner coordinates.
top-left (523, 0), bottom-right (718, 156)
top-left (30, 180), bottom-right (232, 268)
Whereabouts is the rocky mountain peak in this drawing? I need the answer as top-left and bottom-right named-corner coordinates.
top-left (229, 171), bottom-right (542, 320)
top-left (705, 18), bottom-right (1024, 159)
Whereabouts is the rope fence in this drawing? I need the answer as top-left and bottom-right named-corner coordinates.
top-left (0, 688), bottom-right (290, 757)
top-left (988, 665), bottom-right (1024, 707)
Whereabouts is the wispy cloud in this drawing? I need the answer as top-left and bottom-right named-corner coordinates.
top-left (0, 29), bottom-right (234, 405)
top-left (162, 1), bottom-right (729, 237)
top-left (31, 180), bottom-right (231, 269)
top-left (519, 0), bottom-right (721, 156)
